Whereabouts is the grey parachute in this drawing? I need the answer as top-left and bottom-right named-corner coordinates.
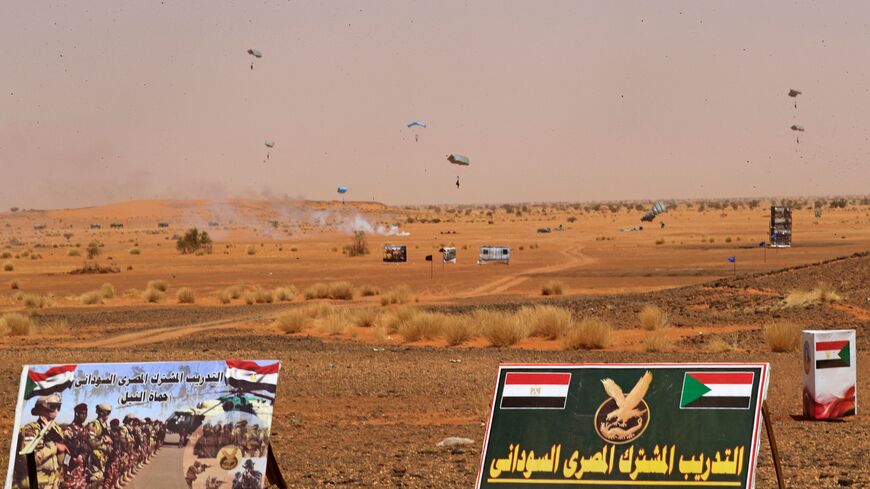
top-left (640, 200), bottom-right (667, 222)
top-left (264, 139), bottom-right (274, 161)
top-left (788, 88), bottom-right (801, 109)
top-left (447, 154), bottom-right (470, 166)
top-left (247, 48), bottom-right (262, 70)
top-left (791, 124), bottom-right (804, 144)
top-left (407, 120), bottom-right (427, 142)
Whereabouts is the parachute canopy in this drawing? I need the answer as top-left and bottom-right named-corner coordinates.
top-left (640, 200), bottom-right (667, 222)
top-left (447, 153), bottom-right (470, 166)
top-left (788, 89), bottom-right (802, 98)
top-left (790, 125), bottom-right (805, 132)
top-left (337, 186), bottom-right (349, 194)
top-left (247, 49), bottom-right (262, 58)
top-left (406, 120), bottom-right (427, 129)
top-left (264, 140), bottom-right (275, 148)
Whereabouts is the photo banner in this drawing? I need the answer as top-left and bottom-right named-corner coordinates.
top-left (5, 360), bottom-right (281, 489)
top-left (476, 363), bottom-right (769, 489)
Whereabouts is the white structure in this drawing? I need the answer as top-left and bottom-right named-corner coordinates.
top-left (478, 246), bottom-right (510, 264)
top-left (802, 329), bottom-right (857, 419)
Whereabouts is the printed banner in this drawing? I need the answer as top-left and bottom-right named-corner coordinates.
top-left (803, 330), bottom-right (857, 419)
top-left (5, 360), bottom-right (281, 489)
top-left (476, 363), bottom-right (769, 489)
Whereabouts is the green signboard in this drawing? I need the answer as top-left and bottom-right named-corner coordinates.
top-left (476, 363), bottom-right (769, 488)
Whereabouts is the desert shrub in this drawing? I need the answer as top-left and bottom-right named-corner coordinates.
top-left (725, 237), bottom-right (732, 243)
top-left (219, 289), bottom-right (233, 304)
top-left (176, 287), bottom-right (195, 304)
top-left (3, 261), bottom-right (13, 271)
top-left (304, 283), bottom-right (329, 300)
top-left (246, 245), bottom-right (257, 255)
top-left (23, 294), bottom-right (51, 309)
top-left (304, 282), bottom-right (353, 300)
top-left (520, 305), bottom-right (572, 340)
top-left (80, 290), bottom-right (104, 305)
top-left (783, 283), bottom-right (843, 308)
top-left (476, 309), bottom-right (530, 347)
top-left (707, 337), bottom-right (735, 353)
top-left (541, 280), bottom-right (564, 296)
top-left (99, 283), bottom-right (116, 299)
top-left (129, 247), bottom-right (141, 255)
top-left (638, 304), bottom-right (669, 330)
top-left (443, 315), bottom-right (474, 346)
top-left (0, 251), bottom-right (11, 259)
top-left (380, 285), bottom-right (413, 306)
top-left (86, 241), bottom-right (101, 259)
top-left (274, 286), bottom-right (297, 302)
top-left (10, 280), bottom-right (19, 290)
top-left (351, 308), bottom-right (379, 328)
top-left (275, 310), bottom-right (310, 333)
top-left (655, 238), bottom-right (665, 245)
top-left (245, 288), bottom-right (273, 304)
top-left (643, 333), bottom-right (671, 352)
top-left (142, 288), bottom-right (165, 303)
top-left (147, 280), bottom-right (168, 292)
top-left (764, 321), bottom-right (802, 352)
top-left (359, 284), bottom-right (380, 297)
top-left (317, 311), bottom-right (350, 335)
top-left (224, 286), bottom-right (242, 299)
top-left (67, 248), bottom-right (81, 257)
top-left (0, 313), bottom-right (33, 336)
top-left (562, 318), bottom-right (611, 350)
top-left (397, 310), bottom-right (449, 342)
top-left (343, 231), bottom-right (370, 257)
top-left (176, 228), bottom-right (213, 254)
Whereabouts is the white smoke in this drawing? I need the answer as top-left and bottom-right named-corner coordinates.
top-left (338, 214), bottom-right (410, 236)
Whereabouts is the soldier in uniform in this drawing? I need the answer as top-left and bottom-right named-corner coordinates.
top-left (101, 420), bottom-right (121, 489)
top-left (120, 416), bottom-right (136, 485)
top-left (17, 393), bottom-right (69, 489)
top-left (231, 459), bottom-right (261, 489)
top-left (62, 403), bottom-right (90, 489)
top-left (184, 461), bottom-right (207, 489)
top-left (85, 404), bottom-right (112, 489)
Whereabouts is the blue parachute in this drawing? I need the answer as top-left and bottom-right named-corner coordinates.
top-left (337, 186), bottom-right (349, 194)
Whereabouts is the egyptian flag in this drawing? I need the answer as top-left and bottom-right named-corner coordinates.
top-left (680, 372), bottom-right (754, 409)
top-left (816, 340), bottom-right (850, 369)
top-left (500, 372), bottom-right (570, 409)
top-left (225, 360), bottom-right (280, 392)
top-left (23, 365), bottom-right (77, 400)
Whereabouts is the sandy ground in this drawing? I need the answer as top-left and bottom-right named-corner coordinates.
top-left (0, 199), bottom-right (869, 488)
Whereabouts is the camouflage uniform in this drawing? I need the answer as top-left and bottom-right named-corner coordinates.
top-left (61, 406), bottom-right (90, 489)
top-left (85, 405), bottom-right (112, 489)
top-left (101, 421), bottom-right (121, 489)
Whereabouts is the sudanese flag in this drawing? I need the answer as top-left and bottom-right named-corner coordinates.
top-left (23, 365), bottom-right (77, 400)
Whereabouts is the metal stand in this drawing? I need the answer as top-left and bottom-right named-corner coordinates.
top-left (762, 401), bottom-right (786, 489)
top-left (266, 443), bottom-right (288, 489)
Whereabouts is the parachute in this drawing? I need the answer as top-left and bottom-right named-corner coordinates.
top-left (406, 121), bottom-right (427, 129)
top-left (791, 124), bottom-right (804, 144)
top-left (247, 48), bottom-right (262, 70)
top-left (264, 140), bottom-right (274, 148)
top-left (337, 186), bottom-right (349, 194)
top-left (788, 89), bottom-right (801, 98)
top-left (640, 200), bottom-right (667, 222)
top-left (447, 154), bottom-right (470, 166)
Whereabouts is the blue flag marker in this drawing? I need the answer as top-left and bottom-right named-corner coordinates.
top-left (728, 256), bottom-right (736, 263)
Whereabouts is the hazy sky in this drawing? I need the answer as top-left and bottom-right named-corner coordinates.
top-left (1, 1), bottom-right (869, 209)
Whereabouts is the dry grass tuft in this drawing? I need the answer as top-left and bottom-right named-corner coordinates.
top-left (359, 284), bottom-right (381, 297)
top-left (764, 321), bottom-right (802, 352)
top-left (476, 309), bottom-right (530, 347)
top-left (80, 290), bottom-right (104, 305)
top-left (99, 283), bottom-right (115, 299)
top-left (0, 313), bottom-right (33, 336)
top-left (642, 333), bottom-right (672, 352)
top-left (541, 280), bottom-right (564, 296)
top-left (147, 280), bottom-right (168, 292)
top-left (562, 318), bottom-right (611, 350)
top-left (128, 247), bottom-right (141, 255)
top-left (520, 305), bottom-right (572, 340)
top-left (220, 285), bottom-right (243, 303)
top-left (443, 315), bottom-right (474, 346)
top-left (34, 319), bottom-right (69, 336)
top-left (304, 282), bottom-right (353, 300)
top-left (707, 337), bottom-right (736, 353)
top-left (380, 285), bottom-right (413, 306)
top-left (274, 286), bottom-right (297, 302)
top-left (783, 283), bottom-right (843, 308)
top-left (176, 287), bottom-right (195, 304)
top-left (244, 288), bottom-right (274, 305)
top-left (351, 308), bottom-right (379, 328)
top-left (9, 280), bottom-right (19, 290)
top-left (275, 310), bottom-right (310, 333)
top-left (317, 311), bottom-right (351, 335)
top-left (3, 261), bottom-right (13, 272)
top-left (246, 244), bottom-right (257, 255)
top-left (142, 288), bottom-right (166, 303)
top-left (396, 310), bottom-right (450, 342)
top-left (66, 248), bottom-right (81, 257)
top-left (23, 294), bottom-right (52, 309)
top-left (638, 304), bottom-right (669, 330)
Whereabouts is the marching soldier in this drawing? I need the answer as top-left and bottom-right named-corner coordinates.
top-left (120, 416), bottom-right (136, 485)
top-left (231, 459), bottom-right (261, 489)
top-left (62, 403), bottom-right (90, 489)
top-left (185, 461), bottom-right (207, 489)
top-left (85, 404), bottom-right (112, 489)
top-left (101, 420), bottom-right (121, 489)
top-left (17, 393), bottom-right (68, 489)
